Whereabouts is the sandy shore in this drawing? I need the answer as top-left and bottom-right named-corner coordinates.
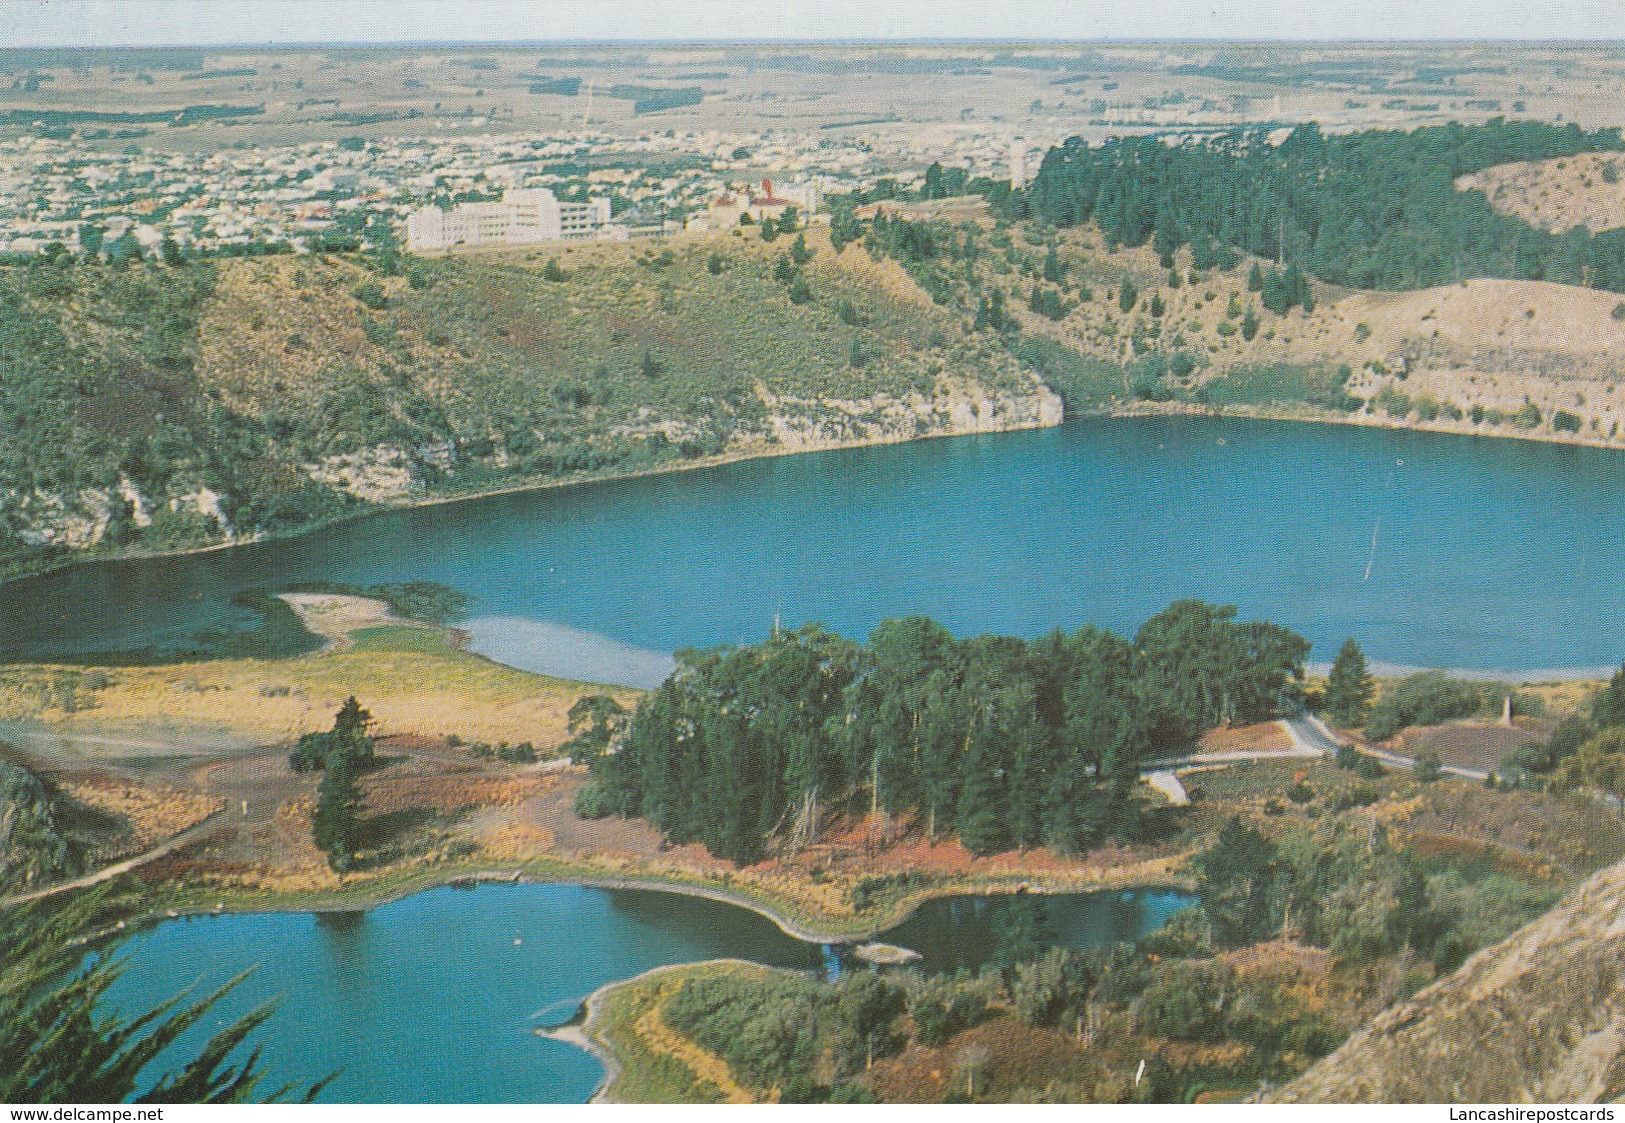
top-left (276, 592), bottom-right (404, 650)
top-left (532, 964), bottom-right (658, 1105)
top-left (536, 1011), bottom-right (620, 1104)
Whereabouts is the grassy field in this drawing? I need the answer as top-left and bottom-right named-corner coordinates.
top-left (0, 621), bottom-right (632, 751)
top-left (11, 45), bottom-right (1613, 154)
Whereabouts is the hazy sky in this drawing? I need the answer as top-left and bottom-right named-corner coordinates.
top-left (5, 0), bottom-right (1625, 48)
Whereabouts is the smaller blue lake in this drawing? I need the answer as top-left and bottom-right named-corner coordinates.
top-left (101, 882), bottom-right (1190, 1103)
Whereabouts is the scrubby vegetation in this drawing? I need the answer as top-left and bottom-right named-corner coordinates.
top-left (1363, 673), bottom-right (1489, 740)
top-left (0, 759), bottom-right (87, 894)
top-left (1500, 663), bottom-right (1625, 798)
top-left (662, 969), bottom-right (899, 1101)
top-left (621, 766), bottom-right (1587, 1103)
top-left (0, 258), bottom-right (351, 574)
top-left (0, 236), bottom-right (1041, 578)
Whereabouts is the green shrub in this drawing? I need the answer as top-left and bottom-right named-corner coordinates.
top-left (352, 281), bottom-right (388, 309)
top-left (1413, 751), bottom-right (1443, 783)
top-left (573, 782), bottom-right (618, 819)
top-left (1365, 673), bottom-right (1483, 740)
top-left (1376, 384), bottom-right (1412, 418)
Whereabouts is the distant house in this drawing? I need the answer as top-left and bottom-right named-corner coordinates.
top-left (690, 178), bottom-right (819, 231)
top-left (747, 178), bottom-right (817, 224)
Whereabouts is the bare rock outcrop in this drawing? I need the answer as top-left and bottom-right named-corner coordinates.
top-left (1271, 855), bottom-right (1625, 1103)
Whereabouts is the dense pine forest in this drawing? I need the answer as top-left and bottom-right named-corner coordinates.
top-left (1015, 119), bottom-right (1625, 291)
top-left (575, 601), bottom-right (1309, 862)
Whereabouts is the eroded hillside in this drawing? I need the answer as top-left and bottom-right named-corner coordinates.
top-left (0, 231), bottom-right (1059, 574)
top-left (1272, 851), bottom-right (1625, 1103)
top-left (1458, 152), bottom-right (1625, 234)
top-left (878, 196), bottom-right (1625, 444)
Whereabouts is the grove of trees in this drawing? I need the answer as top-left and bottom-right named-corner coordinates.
top-left (576, 601), bottom-right (1310, 862)
top-left (1018, 120), bottom-right (1625, 292)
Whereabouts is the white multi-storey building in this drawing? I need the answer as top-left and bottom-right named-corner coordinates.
top-left (1010, 139), bottom-right (1028, 191)
top-left (405, 188), bottom-right (613, 252)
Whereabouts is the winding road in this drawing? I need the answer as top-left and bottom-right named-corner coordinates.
top-left (1142, 708), bottom-right (1490, 788)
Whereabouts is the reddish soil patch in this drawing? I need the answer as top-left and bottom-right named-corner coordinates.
top-left (509, 773), bottom-right (700, 863)
top-left (1404, 718), bottom-right (1556, 774)
top-left (1199, 721), bottom-right (1292, 755)
top-left (754, 807), bottom-right (1173, 882)
top-left (1222, 938), bottom-right (1333, 977)
top-left (867, 1016), bottom-right (1102, 1103)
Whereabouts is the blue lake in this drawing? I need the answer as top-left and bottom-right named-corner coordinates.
top-left (103, 883), bottom-right (1187, 1103)
top-left (3, 416), bottom-right (1622, 679)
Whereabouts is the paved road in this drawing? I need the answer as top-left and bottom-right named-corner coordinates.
top-left (1283, 708), bottom-right (1491, 782)
top-left (1143, 770), bottom-right (1191, 806)
top-left (1145, 709), bottom-right (1491, 783)
top-left (1361, 742), bottom-right (1490, 783)
top-left (1145, 714), bottom-right (1332, 772)
top-left (1281, 711), bottom-right (1344, 756)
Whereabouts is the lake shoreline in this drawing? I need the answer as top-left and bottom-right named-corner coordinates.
top-left (0, 414), bottom-right (1060, 590)
top-left (539, 958), bottom-right (801, 1104)
top-left (534, 989), bottom-right (620, 1105)
top-left (128, 860), bottom-right (1193, 1102)
top-left (8, 398), bottom-right (1624, 593)
top-left (144, 855), bottom-right (1196, 947)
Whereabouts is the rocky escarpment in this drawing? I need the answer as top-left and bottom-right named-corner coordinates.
top-left (760, 374), bottom-right (1064, 452)
top-left (7, 483), bottom-right (235, 550)
top-left (1270, 854), bottom-right (1625, 1103)
top-left (0, 238), bottom-right (1075, 568)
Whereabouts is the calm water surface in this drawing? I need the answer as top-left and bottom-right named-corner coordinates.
top-left (40, 418), bottom-right (1614, 1099)
top-left (3, 416), bottom-right (1621, 678)
top-left (105, 883), bottom-right (1185, 1103)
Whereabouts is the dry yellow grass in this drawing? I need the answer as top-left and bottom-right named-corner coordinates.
top-left (59, 777), bottom-right (222, 851)
top-left (1000, 220), bottom-right (1625, 443)
top-left (632, 978), bottom-right (758, 1104)
top-left (1199, 721), bottom-right (1294, 755)
top-left (195, 255), bottom-right (387, 416)
top-left (0, 629), bottom-right (637, 753)
top-left (1458, 153), bottom-right (1625, 234)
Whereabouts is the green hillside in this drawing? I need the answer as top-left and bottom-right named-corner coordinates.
top-left (0, 231), bottom-right (1042, 577)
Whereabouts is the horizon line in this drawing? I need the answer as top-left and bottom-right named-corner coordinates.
top-left (6, 36), bottom-right (1625, 51)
